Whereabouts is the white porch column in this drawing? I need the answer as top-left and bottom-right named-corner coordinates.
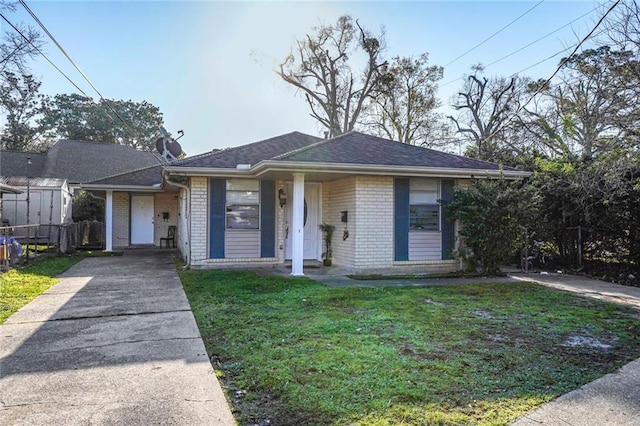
top-left (105, 190), bottom-right (113, 252)
top-left (291, 173), bottom-right (305, 276)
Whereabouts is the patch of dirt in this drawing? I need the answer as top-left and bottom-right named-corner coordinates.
top-left (223, 378), bottom-right (321, 426)
top-left (421, 298), bottom-right (447, 307)
top-left (561, 335), bottom-right (617, 350)
top-left (399, 343), bottom-right (431, 360)
top-left (472, 310), bottom-right (494, 319)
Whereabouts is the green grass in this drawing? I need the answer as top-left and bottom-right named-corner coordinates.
top-left (180, 270), bottom-right (640, 425)
top-left (0, 255), bottom-right (81, 323)
top-left (348, 271), bottom-right (507, 280)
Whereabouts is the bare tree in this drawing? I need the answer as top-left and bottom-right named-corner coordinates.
top-left (603, 1), bottom-right (640, 59)
top-left (449, 67), bottom-right (529, 160)
top-left (528, 47), bottom-right (640, 160)
top-left (278, 15), bottom-right (387, 137)
top-left (361, 53), bottom-right (443, 145)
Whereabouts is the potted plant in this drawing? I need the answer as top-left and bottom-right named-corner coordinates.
top-left (318, 223), bottom-right (335, 266)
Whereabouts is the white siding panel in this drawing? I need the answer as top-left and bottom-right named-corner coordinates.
top-left (225, 230), bottom-right (261, 258)
top-left (409, 232), bottom-right (442, 261)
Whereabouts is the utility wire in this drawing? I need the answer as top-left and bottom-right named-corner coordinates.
top-left (1, 9), bottom-right (131, 142)
top-left (19, 0), bottom-right (134, 137)
top-left (510, 29), bottom-right (605, 77)
top-left (0, 11), bottom-right (92, 97)
top-left (443, 0), bottom-right (545, 68)
top-left (485, 6), bottom-right (600, 70)
top-left (440, 4), bottom-right (601, 88)
top-left (479, 0), bottom-right (621, 147)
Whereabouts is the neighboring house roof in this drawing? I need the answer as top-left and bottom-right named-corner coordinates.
top-left (0, 151), bottom-right (47, 178)
top-left (0, 140), bottom-right (162, 184)
top-left (174, 131), bottom-right (323, 168)
top-left (0, 176), bottom-right (67, 188)
top-left (41, 140), bottom-right (162, 183)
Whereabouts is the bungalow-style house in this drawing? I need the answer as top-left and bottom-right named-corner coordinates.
top-left (86, 131), bottom-right (527, 275)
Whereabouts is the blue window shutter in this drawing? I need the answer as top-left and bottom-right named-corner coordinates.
top-left (209, 178), bottom-right (226, 258)
top-left (441, 179), bottom-right (455, 260)
top-left (261, 180), bottom-right (276, 258)
top-left (394, 178), bottom-right (409, 261)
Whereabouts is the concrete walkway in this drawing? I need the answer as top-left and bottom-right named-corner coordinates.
top-left (0, 250), bottom-right (235, 426)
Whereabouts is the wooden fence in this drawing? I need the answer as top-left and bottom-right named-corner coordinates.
top-left (0, 221), bottom-right (104, 268)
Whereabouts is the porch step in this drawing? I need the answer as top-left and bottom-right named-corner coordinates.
top-left (282, 260), bottom-right (323, 268)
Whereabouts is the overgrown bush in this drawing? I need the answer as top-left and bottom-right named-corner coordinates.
top-left (442, 177), bottom-right (538, 274)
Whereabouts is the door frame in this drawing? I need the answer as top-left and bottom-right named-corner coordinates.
top-left (284, 182), bottom-right (322, 260)
top-left (130, 194), bottom-right (155, 245)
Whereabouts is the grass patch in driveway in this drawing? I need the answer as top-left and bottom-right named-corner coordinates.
top-left (180, 270), bottom-right (640, 425)
top-left (0, 255), bottom-right (81, 323)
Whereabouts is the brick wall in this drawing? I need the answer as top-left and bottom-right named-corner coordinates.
top-left (190, 177), bottom-right (208, 266)
top-left (153, 192), bottom-right (179, 246)
top-left (325, 176), bottom-right (356, 268)
top-left (112, 192), bottom-right (129, 248)
top-left (354, 176), bottom-right (394, 269)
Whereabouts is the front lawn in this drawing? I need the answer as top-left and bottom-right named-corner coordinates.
top-left (180, 270), bottom-right (640, 425)
top-left (0, 256), bottom-right (81, 323)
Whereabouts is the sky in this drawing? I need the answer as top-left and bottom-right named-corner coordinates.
top-left (4, 0), bottom-right (606, 156)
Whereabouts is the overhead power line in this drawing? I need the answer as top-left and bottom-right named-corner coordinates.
top-left (480, 0), bottom-right (622, 147)
top-left (443, 0), bottom-right (545, 68)
top-left (440, 4), bottom-right (601, 88)
top-left (0, 12), bottom-right (92, 97)
top-left (19, 0), bottom-right (134, 137)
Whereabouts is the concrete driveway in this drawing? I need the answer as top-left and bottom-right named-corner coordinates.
top-left (0, 250), bottom-right (235, 425)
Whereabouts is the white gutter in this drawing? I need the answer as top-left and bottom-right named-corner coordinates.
top-left (254, 161), bottom-right (532, 179)
top-left (164, 161), bottom-right (532, 179)
top-left (164, 175), bottom-right (191, 269)
top-left (80, 184), bottom-right (164, 192)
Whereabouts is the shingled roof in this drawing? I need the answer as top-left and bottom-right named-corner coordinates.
top-left (170, 131), bottom-right (516, 172)
top-left (0, 151), bottom-right (47, 177)
top-left (0, 140), bottom-right (162, 184)
top-left (173, 131), bottom-right (322, 168)
top-left (86, 164), bottom-right (164, 187)
top-left (42, 140), bottom-right (162, 183)
top-left (276, 132), bottom-right (517, 171)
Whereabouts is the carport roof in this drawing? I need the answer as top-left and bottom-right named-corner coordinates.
top-left (83, 164), bottom-right (164, 190)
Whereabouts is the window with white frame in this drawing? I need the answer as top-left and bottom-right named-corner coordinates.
top-left (409, 178), bottom-right (439, 231)
top-left (226, 179), bottom-right (260, 229)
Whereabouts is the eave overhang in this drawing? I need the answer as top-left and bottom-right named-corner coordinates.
top-left (80, 184), bottom-right (163, 192)
top-left (164, 160), bottom-right (532, 180)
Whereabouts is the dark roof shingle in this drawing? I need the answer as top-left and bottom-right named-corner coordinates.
top-left (0, 140), bottom-right (162, 183)
top-left (42, 140), bottom-right (162, 183)
top-left (0, 151), bottom-right (47, 177)
top-left (174, 132), bottom-right (323, 168)
top-left (87, 164), bottom-right (163, 186)
top-left (278, 132), bottom-right (516, 171)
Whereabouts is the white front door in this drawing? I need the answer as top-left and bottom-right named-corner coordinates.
top-left (131, 195), bottom-right (154, 244)
top-left (285, 183), bottom-right (321, 260)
